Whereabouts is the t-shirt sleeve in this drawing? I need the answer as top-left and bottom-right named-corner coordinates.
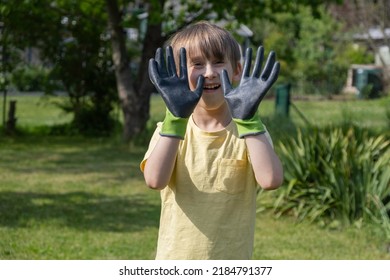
top-left (139, 122), bottom-right (163, 172)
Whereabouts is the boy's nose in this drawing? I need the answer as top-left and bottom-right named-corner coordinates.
top-left (204, 64), bottom-right (218, 78)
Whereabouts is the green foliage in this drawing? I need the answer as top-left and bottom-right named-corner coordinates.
top-left (3, 0), bottom-right (117, 135)
top-left (269, 125), bottom-right (390, 237)
top-left (53, 96), bottom-right (119, 136)
top-left (71, 106), bottom-right (120, 137)
top-left (250, 15), bottom-right (298, 85)
top-left (339, 44), bottom-right (374, 65)
top-left (387, 104), bottom-right (390, 128)
top-left (250, 5), bottom-right (352, 96)
top-left (11, 65), bottom-right (53, 92)
top-left (48, 1), bottom-right (118, 135)
top-left (293, 7), bottom-right (348, 95)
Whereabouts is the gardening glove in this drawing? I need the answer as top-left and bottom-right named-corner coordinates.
top-left (221, 46), bottom-right (280, 138)
top-left (149, 46), bottom-right (204, 139)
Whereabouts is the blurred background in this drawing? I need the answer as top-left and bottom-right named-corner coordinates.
top-left (1, 0), bottom-right (389, 139)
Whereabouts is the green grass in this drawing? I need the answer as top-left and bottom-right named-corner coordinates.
top-left (150, 93), bottom-right (390, 133)
top-left (6, 92), bottom-right (389, 131)
top-left (0, 136), bottom-right (160, 259)
top-left (3, 93), bottom-right (72, 127)
top-left (288, 97), bottom-right (390, 129)
top-left (253, 212), bottom-right (390, 259)
top-left (0, 93), bottom-right (389, 259)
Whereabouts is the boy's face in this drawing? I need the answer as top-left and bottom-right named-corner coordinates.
top-left (186, 49), bottom-right (241, 110)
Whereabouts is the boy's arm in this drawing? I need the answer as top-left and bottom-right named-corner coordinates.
top-left (143, 46), bottom-right (203, 190)
top-left (143, 136), bottom-right (180, 190)
top-left (245, 134), bottom-right (283, 190)
top-left (222, 46), bottom-right (283, 189)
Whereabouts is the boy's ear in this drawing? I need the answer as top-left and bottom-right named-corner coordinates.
top-left (232, 62), bottom-right (242, 83)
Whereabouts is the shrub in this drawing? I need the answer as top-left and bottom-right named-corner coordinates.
top-left (267, 125), bottom-right (390, 236)
top-left (11, 65), bottom-right (48, 92)
top-left (70, 105), bottom-right (119, 137)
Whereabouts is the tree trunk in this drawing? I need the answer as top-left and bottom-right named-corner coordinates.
top-left (134, 21), bottom-right (165, 122)
top-left (106, 0), bottom-right (139, 141)
top-left (132, 0), bottom-right (167, 141)
top-left (106, 0), bottom-right (166, 142)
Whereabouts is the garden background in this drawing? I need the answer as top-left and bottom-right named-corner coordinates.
top-left (0, 0), bottom-right (390, 259)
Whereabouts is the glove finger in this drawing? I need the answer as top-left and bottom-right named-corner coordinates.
top-left (221, 69), bottom-right (233, 96)
top-left (148, 58), bottom-right (160, 86)
top-left (252, 46), bottom-right (264, 78)
top-left (267, 61), bottom-right (280, 87)
top-left (193, 75), bottom-right (205, 99)
top-left (242, 48), bottom-right (252, 78)
top-left (166, 46), bottom-right (177, 77)
top-left (155, 48), bottom-right (167, 77)
top-left (258, 61), bottom-right (280, 102)
top-left (260, 51), bottom-right (276, 81)
top-left (179, 48), bottom-right (188, 79)
top-left (155, 48), bottom-right (168, 78)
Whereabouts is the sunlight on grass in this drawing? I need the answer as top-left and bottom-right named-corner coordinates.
top-left (253, 212), bottom-right (389, 259)
top-left (290, 98), bottom-right (389, 129)
top-left (5, 93), bottom-right (72, 127)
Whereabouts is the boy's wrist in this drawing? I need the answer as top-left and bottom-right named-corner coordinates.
top-left (160, 108), bottom-right (188, 139)
top-left (233, 114), bottom-right (266, 138)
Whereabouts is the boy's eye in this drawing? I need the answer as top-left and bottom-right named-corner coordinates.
top-left (191, 61), bottom-right (204, 68)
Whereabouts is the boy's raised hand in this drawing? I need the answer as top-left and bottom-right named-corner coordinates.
top-left (221, 46), bottom-right (280, 138)
top-left (149, 46), bottom-right (204, 138)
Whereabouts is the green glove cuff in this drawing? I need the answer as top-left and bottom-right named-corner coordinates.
top-left (233, 114), bottom-right (266, 138)
top-left (160, 108), bottom-right (188, 139)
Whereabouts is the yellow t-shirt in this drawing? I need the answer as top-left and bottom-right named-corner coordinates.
top-left (140, 117), bottom-right (267, 259)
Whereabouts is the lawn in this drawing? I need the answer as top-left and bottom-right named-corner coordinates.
top-left (0, 136), bottom-right (159, 259)
top-left (0, 92), bottom-right (389, 259)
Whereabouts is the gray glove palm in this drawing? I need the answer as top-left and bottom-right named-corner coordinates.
top-left (221, 46), bottom-right (280, 137)
top-left (148, 46), bottom-right (204, 138)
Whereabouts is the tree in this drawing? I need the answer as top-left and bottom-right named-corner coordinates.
top-left (233, 2), bottom-right (352, 96)
top-left (1, 0), bottom-right (118, 135)
top-left (105, 0), bottom-right (166, 141)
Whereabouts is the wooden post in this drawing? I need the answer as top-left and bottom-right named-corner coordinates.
top-left (6, 100), bottom-right (16, 134)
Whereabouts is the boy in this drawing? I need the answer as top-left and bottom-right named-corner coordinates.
top-left (140, 21), bottom-right (283, 259)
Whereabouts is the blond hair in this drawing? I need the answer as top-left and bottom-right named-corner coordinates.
top-left (167, 21), bottom-right (242, 70)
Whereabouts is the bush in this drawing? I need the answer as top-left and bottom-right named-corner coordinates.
top-left (11, 65), bottom-right (64, 93)
top-left (11, 65), bottom-right (48, 92)
top-left (71, 106), bottom-right (119, 137)
top-left (266, 125), bottom-right (390, 236)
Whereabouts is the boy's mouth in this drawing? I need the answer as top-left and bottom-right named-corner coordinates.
top-left (203, 83), bottom-right (221, 91)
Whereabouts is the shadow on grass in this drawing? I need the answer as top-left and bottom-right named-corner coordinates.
top-left (0, 191), bottom-right (160, 232)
